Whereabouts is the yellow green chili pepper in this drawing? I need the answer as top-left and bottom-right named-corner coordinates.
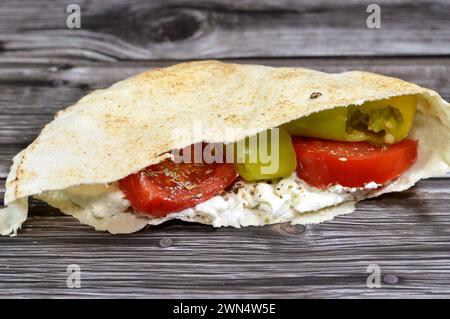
top-left (234, 127), bottom-right (296, 181)
top-left (283, 95), bottom-right (417, 145)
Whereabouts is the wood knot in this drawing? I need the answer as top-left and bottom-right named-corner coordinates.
top-left (383, 274), bottom-right (399, 284)
top-left (269, 223), bottom-right (306, 236)
top-left (84, 6), bottom-right (205, 45)
top-left (148, 9), bottom-right (203, 42)
top-left (159, 237), bottom-right (173, 248)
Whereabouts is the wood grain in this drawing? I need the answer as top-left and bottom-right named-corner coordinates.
top-left (1, 178), bottom-right (450, 298)
top-left (1, 0), bottom-right (450, 63)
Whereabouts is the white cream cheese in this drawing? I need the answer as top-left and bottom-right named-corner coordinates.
top-left (64, 183), bottom-right (131, 219)
top-left (61, 173), bottom-right (378, 228)
top-left (146, 173), bottom-right (375, 227)
top-left (0, 199), bottom-right (28, 236)
top-left (364, 181), bottom-right (380, 189)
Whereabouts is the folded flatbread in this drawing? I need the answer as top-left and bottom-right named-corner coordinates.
top-left (1, 61), bottom-right (449, 235)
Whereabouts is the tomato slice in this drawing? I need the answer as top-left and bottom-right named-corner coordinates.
top-left (118, 159), bottom-right (238, 217)
top-left (292, 137), bottom-right (418, 188)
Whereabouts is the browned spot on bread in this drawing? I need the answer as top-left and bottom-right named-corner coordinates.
top-left (310, 92), bottom-right (322, 99)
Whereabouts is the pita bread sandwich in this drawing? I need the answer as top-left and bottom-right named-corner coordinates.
top-left (1, 61), bottom-right (449, 236)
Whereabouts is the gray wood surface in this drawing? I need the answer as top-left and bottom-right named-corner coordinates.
top-left (1, 0), bottom-right (450, 62)
top-left (0, 0), bottom-right (450, 299)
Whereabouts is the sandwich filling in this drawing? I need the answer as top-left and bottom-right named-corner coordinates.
top-left (2, 61), bottom-right (450, 237)
top-left (63, 95), bottom-right (419, 225)
top-left (63, 173), bottom-right (376, 227)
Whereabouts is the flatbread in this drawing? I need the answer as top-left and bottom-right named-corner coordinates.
top-left (1, 61), bottom-right (449, 235)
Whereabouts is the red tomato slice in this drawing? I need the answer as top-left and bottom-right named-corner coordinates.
top-left (119, 159), bottom-right (238, 217)
top-left (292, 137), bottom-right (418, 188)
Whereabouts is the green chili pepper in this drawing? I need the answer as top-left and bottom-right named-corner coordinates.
top-left (234, 127), bottom-right (297, 181)
top-left (283, 95), bottom-right (417, 145)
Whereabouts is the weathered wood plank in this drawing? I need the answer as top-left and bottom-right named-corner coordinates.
top-left (1, 0), bottom-right (450, 63)
top-left (1, 58), bottom-right (449, 177)
top-left (2, 58), bottom-right (450, 110)
top-left (1, 178), bottom-right (450, 298)
top-left (3, 58), bottom-right (450, 97)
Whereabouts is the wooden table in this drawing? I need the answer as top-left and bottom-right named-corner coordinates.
top-left (1, 0), bottom-right (449, 298)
